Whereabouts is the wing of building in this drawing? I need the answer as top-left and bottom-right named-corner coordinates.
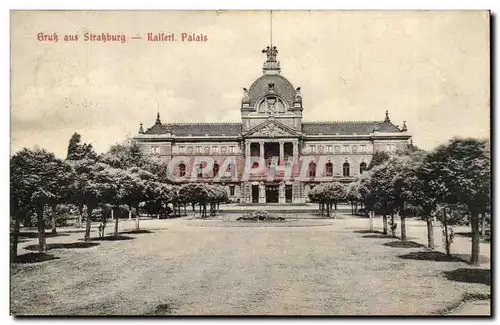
top-left (134, 45), bottom-right (412, 204)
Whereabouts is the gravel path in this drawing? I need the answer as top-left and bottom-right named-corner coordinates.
top-left (11, 215), bottom-right (491, 315)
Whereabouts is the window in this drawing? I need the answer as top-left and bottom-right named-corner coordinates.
top-left (334, 145), bottom-right (341, 153)
top-left (327, 145), bottom-right (332, 153)
top-left (221, 146), bottom-right (227, 154)
top-left (360, 162), bottom-right (367, 174)
top-left (252, 161), bottom-right (260, 169)
top-left (204, 146), bottom-right (210, 154)
top-left (310, 145), bottom-right (316, 153)
top-left (226, 164), bottom-right (234, 177)
top-left (212, 146), bottom-right (218, 154)
top-left (187, 146), bottom-right (193, 154)
top-left (308, 162), bottom-right (316, 177)
top-left (197, 163), bottom-right (203, 178)
top-left (343, 145), bottom-right (349, 153)
top-left (196, 146), bottom-right (201, 154)
top-left (229, 186), bottom-right (235, 196)
top-left (318, 145), bottom-right (324, 153)
top-left (325, 162), bottom-right (333, 177)
top-left (352, 145), bottom-right (358, 153)
top-left (179, 163), bottom-right (186, 177)
top-left (151, 146), bottom-right (158, 154)
top-left (343, 162), bottom-right (350, 177)
top-left (213, 163), bottom-right (219, 176)
top-left (179, 146), bottom-right (185, 154)
top-left (229, 146), bottom-right (235, 154)
top-left (360, 145), bottom-right (366, 153)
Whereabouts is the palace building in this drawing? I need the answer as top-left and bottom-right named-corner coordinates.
top-left (133, 45), bottom-right (412, 204)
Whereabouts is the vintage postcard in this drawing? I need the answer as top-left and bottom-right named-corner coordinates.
top-left (10, 10), bottom-right (491, 316)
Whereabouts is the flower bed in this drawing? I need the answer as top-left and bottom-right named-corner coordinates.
top-left (236, 210), bottom-right (285, 222)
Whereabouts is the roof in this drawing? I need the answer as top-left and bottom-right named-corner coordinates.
top-left (142, 120), bottom-right (402, 136)
top-left (144, 122), bottom-right (242, 136)
top-left (302, 121), bottom-right (401, 135)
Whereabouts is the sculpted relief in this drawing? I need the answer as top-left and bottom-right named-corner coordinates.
top-left (252, 123), bottom-right (289, 138)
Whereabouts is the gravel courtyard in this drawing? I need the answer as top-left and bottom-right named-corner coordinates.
top-left (10, 214), bottom-right (491, 316)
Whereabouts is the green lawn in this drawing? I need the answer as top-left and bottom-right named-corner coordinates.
top-left (10, 215), bottom-right (491, 315)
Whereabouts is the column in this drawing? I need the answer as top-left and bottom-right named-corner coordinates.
top-left (259, 141), bottom-right (264, 160)
top-left (245, 140), bottom-right (251, 158)
top-left (279, 181), bottom-right (285, 204)
top-left (293, 141), bottom-right (299, 157)
top-left (258, 182), bottom-right (266, 203)
top-left (279, 141), bottom-right (284, 163)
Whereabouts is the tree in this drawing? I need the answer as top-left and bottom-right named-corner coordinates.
top-left (421, 138), bottom-right (490, 265)
top-left (369, 161), bottom-right (397, 236)
top-left (367, 150), bottom-right (391, 171)
top-left (308, 185), bottom-right (325, 216)
top-left (320, 182), bottom-right (346, 219)
top-left (346, 181), bottom-right (362, 215)
top-left (69, 160), bottom-right (117, 241)
top-left (67, 133), bottom-right (98, 161)
top-left (122, 167), bottom-right (157, 231)
top-left (356, 172), bottom-right (377, 231)
top-left (10, 148), bottom-right (69, 253)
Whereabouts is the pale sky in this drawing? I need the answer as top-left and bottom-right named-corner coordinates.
top-left (11, 10), bottom-right (490, 158)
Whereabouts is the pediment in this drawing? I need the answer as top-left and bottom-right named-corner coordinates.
top-left (244, 119), bottom-right (300, 138)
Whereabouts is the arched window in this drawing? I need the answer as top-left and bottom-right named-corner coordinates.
top-left (197, 163), bottom-right (204, 178)
top-left (308, 162), bottom-right (316, 177)
top-left (226, 164), bottom-right (234, 177)
top-left (360, 162), bottom-right (367, 174)
top-left (179, 163), bottom-right (186, 177)
top-left (213, 163), bottom-right (219, 177)
top-left (343, 162), bottom-right (350, 177)
top-left (325, 162), bottom-right (333, 177)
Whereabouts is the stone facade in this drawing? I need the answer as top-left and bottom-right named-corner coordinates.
top-left (133, 45), bottom-right (412, 203)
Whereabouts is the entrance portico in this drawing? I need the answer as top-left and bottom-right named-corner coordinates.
top-left (247, 181), bottom-right (297, 204)
top-left (246, 139), bottom-right (299, 166)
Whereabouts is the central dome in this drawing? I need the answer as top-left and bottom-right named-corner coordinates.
top-left (247, 74), bottom-right (296, 107)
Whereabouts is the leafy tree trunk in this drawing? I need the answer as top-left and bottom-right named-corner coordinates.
top-left (184, 204), bottom-right (187, 216)
top-left (84, 204), bottom-right (94, 241)
top-left (480, 213), bottom-right (486, 239)
top-left (51, 203), bottom-right (58, 234)
top-left (36, 204), bottom-right (46, 252)
top-left (114, 208), bottom-right (120, 237)
top-left (400, 213), bottom-right (406, 241)
top-left (326, 203), bottom-right (330, 218)
top-left (351, 202), bottom-right (354, 215)
top-left (426, 217), bottom-right (435, 249)
top-left (382, 215), bottom-right (388, 235)
top-left (135, 204), bottom-right (140, 231)
top-left (470, 211), bottom-right (481, 266)
top-left (369, 211), bottom-right (374, 232)
top-left (11, 216), bottom-right (21, 260)
top-left (128, 207), bottom-right (132, 220)
top-left (443, 208), bottom-right (451, 256)
top-left (192, 203), bottom-right (195, 212)
top-left (390, 214), bottom-right (397, 237)
top-left (78, 204), bottom-right (84, 228)
top-left (333, 203), bottom-right (337, 219)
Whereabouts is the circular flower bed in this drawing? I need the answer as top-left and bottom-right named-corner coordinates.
top-left (236, 210), bottom-right (285, 221)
